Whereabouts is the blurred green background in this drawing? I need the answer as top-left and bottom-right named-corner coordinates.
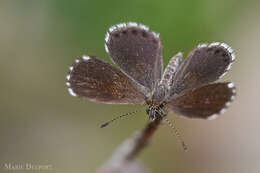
top-left (1, 0), bottom-right (260, 173)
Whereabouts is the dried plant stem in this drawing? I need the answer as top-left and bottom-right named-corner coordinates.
top-left (126, 117), bottom-right (162, 160)
top-left (96, 117), bottom-right (163, 173)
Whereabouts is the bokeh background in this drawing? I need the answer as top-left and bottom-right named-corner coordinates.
top-left (1, 0), bottom-right (260, 173)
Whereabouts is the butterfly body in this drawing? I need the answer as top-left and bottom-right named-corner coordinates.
top-left (144, 83), bottom-right (168, 121)
top-left (66, 22), bottom-right (236, 122)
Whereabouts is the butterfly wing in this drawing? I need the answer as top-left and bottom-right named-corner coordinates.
top-left (166, 82), bottom-right (236, 120)
top-left (66, 55), bottom-right (146, 104)
top-left (105, 22), bottom-right (163, 91)
top-left (169, 42), bottom-right (235, 97)
top-left (160, 52), bottom-right (183, 90)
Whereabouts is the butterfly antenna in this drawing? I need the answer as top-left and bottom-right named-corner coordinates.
top-left (164, 118), bottom-right (188, 151)
top-left (100, 109), bottom-right (142, 128)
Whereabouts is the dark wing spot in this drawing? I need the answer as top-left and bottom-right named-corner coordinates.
top-left (131, 29), bottom-right (138, 35)
top-left (114, 33), bottom-right (120, 38)
top-left (152, 39), bottom-right (157, 44)
top-left (214, 49), bottom-right (221, 55)
top-left (142, 31), bottom-right (148, 37)
top-left (222, 52), bottom-right (230, 62)
top-left (207, 47), bottom-right (214, 52)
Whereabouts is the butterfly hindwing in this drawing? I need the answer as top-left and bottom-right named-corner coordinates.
top-left (105, 22), bottom-right (163, 91)
top-left (170, 42), bottom-right (235, 97)
top-left (66, 56), bottom-right (146, 104)
top-left (166, 82), bottom-right (236, 120)
top-left (160, 52), bottom-right (183, 90)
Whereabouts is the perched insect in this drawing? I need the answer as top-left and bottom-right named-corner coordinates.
top-left (66, 22), bottom-right (236, 149)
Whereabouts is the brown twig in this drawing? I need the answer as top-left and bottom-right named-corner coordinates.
top-left (126, 117), bottom-right (162, 160)
top-left (96, 117), bottom-right (163, 173)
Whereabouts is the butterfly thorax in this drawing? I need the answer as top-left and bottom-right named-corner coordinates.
top-left (145, 84), bottom-right (169, 121)
top-left (152, 83), bottom-right (169, 104)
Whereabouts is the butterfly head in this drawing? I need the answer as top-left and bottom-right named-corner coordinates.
top-left (146, 103), bottom-right (167, 121)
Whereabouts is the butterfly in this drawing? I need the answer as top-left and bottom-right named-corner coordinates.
top-left (66, 22), bottom-right (236, 128)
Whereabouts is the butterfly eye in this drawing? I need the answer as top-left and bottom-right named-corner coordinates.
top-left (146, 107), bottom-right (151, 115)
top-left (154, 110), bottom-right (159, 116)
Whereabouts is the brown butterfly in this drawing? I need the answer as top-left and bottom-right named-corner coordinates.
top-left (66, 22), bottom-right (236, 148)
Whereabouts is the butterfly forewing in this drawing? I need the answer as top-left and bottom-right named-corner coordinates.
top-left (166, 82), bottom-right (236, 120)
top-left (66, 56), bottom-right (146, 104)
top-left (170, 42), bottom-right (235, 97)
top-left (105, 22), bottom-right (163, 91)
